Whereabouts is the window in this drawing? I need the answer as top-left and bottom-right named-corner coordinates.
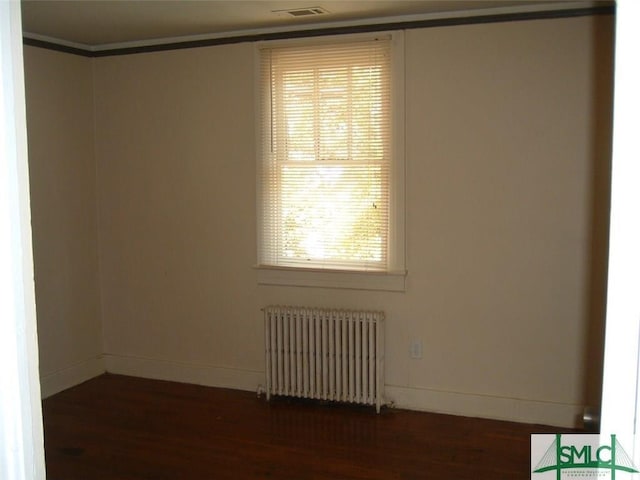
top-left (257, 34), bottom-right (405, 290)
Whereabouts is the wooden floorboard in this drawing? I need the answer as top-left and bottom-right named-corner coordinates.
top-left (42, 374), bottom-right (572, 479)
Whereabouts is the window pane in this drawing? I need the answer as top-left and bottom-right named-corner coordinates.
top-left (260, 38), bottom-right (392, 271)
top-left (282, 70), bottom-right (315, 161)
top-left (318, 67), bottom-right (349, 161)
top-left (280, 164), bottom-right (387, 265)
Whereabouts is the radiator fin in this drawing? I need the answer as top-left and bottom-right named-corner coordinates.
top-left (264, 306), bottom-right (384, 413)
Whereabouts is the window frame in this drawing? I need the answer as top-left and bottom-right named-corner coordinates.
top-left (255, 32), bottom-right (406, 292)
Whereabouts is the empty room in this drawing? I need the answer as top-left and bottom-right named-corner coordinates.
top-left (5, 0), bottom-right (636, 479)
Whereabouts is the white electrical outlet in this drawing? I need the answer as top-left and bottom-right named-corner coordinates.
top-left (410, 339), bottom-right (423, 359)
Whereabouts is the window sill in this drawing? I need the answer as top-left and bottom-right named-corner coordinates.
top-left (255, 265), bottom-right (406, 292)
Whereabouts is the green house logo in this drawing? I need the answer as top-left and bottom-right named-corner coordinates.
top-left (532, 434), bottom-right (639, 479)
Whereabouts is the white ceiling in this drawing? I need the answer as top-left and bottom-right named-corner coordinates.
top-left (21, 0), bottom-right (610, 49)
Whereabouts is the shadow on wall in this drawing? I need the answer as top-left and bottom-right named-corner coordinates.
top-left (580, 13), bottom-right (615, 423)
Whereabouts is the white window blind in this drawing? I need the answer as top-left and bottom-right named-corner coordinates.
top-left (259, 37), bottom-right (392, 272)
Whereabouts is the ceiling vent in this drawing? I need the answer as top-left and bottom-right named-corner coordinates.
top-left (273, 6), bottom-right (330, 18)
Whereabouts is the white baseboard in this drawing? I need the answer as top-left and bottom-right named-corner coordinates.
top-left (40, 355), bottom-right (106, 398)
top-left (99, 354), bottom-right (581, 427)
top-left (385, 384), bottom-right (583, 428)
top-left (103, 354), bottom-right (264, 393)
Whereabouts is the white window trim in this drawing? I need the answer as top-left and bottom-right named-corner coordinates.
top-left (256, 265), bottom-right (406, 292)
top-left (254, 31), bottom-right (406, 292)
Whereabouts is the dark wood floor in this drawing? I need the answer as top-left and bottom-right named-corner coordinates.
top-left (42, 374), bottom-right (572, 479)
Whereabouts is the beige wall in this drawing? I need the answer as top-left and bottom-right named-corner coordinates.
top-left (93, 44), bottom-right (262, 383)
top-left (24, 46), bottom-right (104, 397)
top-left (400, 17), bottom-right (612, 420)
top-left (26, 14), bottom-right (614, 426)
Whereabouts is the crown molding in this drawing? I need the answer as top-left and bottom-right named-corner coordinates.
top-left (22, 1), bottom-right (614, 58)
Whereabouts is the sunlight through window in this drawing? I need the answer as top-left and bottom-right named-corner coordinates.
top-left (259, 38), bottom-right (391, 271)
